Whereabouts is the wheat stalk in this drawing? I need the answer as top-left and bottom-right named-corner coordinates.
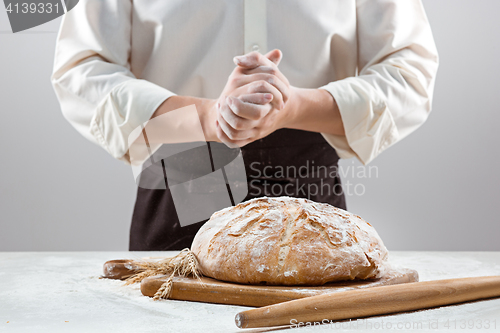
top-left (153, 273), bottom-right (174, 300)
top-left (124, 248), bottom-right (203, 300)
top-left (123, 270), bottom-right (156, 286)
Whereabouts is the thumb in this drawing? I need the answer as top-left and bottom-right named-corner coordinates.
top-left (265, 49), bottom-right (282, 66)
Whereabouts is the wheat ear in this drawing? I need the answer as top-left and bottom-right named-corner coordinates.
top-left (124, 248), bottom-right (203, 300)
top-left (153, 273), bottom-right (175, 300)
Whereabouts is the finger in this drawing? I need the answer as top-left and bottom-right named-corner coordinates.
top-left (217, 107), bottom-right (255, 141)
top-left (219, 97), bottom-right (258, 130)
top-left (232, 73), bottom-right (290, 103)
top-left (239, 93), bottom-right (273, 105)
top-left (242, 65), bottom-right (290, 88)
top-left (216, 120), bottom-right (254, 148)
top-left (264, 49), bottom-right (282, 66)
top-left (230, 95), bottom-right (273, 120)
top-left (216, 120), bottom-right (240, 148)
top-left (246, 80), bottom-right (285, 110)
top-left (233, 51), bottom-right (275, 69)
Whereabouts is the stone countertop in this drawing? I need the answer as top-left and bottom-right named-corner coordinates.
top-left (1, 251), bottom-right (499, 332)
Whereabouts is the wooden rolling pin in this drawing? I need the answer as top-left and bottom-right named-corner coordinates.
top-left (235, 275), bottom-right (500, 329)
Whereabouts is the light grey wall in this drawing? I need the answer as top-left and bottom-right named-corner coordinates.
top-left (341, 0), bottom-right (500, 251)
top-left (0, 0), bottom-right (499, 251)
top-left (0, 14), bottom-right (136, 251)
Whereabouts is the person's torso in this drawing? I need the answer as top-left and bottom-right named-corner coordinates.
top-left (129, 0), bottom-right (358, 99)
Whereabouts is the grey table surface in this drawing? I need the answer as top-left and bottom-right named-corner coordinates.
top-left (0, 251), bottom-right (499, 333)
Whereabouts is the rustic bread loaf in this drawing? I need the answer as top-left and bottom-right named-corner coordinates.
top-left (191, 196), bottom-right (389, 285)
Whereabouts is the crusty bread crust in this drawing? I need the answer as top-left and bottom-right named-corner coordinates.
top-left (191, 196), bottom-right (389, 285)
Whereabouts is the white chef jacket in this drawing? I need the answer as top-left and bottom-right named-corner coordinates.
top-left (51, 0), bottom-right (438, 165)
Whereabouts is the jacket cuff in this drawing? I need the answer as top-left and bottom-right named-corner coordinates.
top-left (89, 79), bottom-right (175, 160)
top-left (319, 79), bottom-right (399, 165)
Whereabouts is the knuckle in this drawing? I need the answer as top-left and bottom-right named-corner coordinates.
top-left (267, 67), bottom-right (277, 75)
top-left (258, 80), bottom-right (269, 89)
top-left (265, 75), bottom-right (275, 85)
top-left (248, 52), bottom-right (259, 61)
top-left (227, 128), bottom-right (238, 140)
top-left (232, 120), bottom-right (242, 130)
top-left (229, 76), bottom-right (239, 86)
top-left (232, 107), bottom-right (242, 116)
top-left (282, 90), bottom-right (289, 101)
top-left (252, 81), bottom-right (262, 90)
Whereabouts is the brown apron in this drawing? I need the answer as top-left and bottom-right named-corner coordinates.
top-left (129, 129), bottom-right (346, 251)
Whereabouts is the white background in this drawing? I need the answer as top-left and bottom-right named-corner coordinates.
top-left (0, 0), bottom-right (499, 251)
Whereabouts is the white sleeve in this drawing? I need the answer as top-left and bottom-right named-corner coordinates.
top-left (319, 0), bottom-right (439, 164)
top-left (51, 0), bottom-right (175, 162)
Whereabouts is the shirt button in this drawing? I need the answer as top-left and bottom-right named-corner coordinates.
top-left (252, 44), bottom-right (260, 52)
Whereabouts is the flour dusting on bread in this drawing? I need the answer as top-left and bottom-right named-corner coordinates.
top-left (191, 196), bottom-right (389, 285)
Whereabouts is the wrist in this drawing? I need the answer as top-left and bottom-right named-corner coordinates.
top-left (152, 96), bottom-right (219, 142)
top-left (198, 99), bottom-right (218, 142)
top-left (280, 87), bottom-right (345, 136)
top-left (278, 86), bottom-right (305, 129)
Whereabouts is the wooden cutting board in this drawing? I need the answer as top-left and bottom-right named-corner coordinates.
top-left (141, 267), bottom-right (418, 307)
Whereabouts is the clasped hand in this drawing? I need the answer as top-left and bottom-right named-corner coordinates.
top-left (214, 49), bottom-right (293, 148)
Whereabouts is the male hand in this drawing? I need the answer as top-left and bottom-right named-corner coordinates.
top-left (216, 49), bottom-right (293, 147)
